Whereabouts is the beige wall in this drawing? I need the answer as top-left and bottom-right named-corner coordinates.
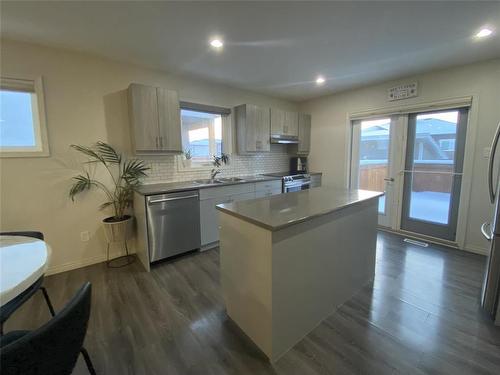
top-left (301, 59), bottom-right (500, 254)
top-left (0, 39), bottom-right (297, 274)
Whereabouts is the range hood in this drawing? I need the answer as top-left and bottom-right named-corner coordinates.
top-left (270, 134), bottom-right (299, 144)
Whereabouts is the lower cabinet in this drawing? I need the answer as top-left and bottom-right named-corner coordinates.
top-left (310, 174), bottom-right (322, 188)
top-left (255, 188), bottom-right (282, 198)
top-left (199, 197), bottom-right (220, 246)
top-left (199, 181), bottom-right (282, 249)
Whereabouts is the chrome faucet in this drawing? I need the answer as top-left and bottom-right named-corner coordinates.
top-left (210, 168), bottom-right (221, 180)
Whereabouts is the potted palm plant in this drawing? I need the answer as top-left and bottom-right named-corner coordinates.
top-left (69, 142), bottom-right (149, 266)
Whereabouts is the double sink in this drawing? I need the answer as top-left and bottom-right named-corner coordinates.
top-left (193, 177), bottom-right (246, 184)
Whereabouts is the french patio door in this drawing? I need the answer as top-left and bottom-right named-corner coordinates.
top-left (350, 116), bottom-right (402, 227)
top-left (350, 107), bottom-right (468, 242)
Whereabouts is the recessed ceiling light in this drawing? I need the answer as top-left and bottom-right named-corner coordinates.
top-left (210, 39), bottom-right (224, 48)
top-left (316, 76), bottom-right (325, 85)
top-left (476, 28), bottom-right (493, 38)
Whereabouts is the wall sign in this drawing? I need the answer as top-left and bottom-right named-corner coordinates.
top-left (387, 82), bottom-right (418, 101)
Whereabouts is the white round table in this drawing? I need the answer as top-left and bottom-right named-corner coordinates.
top-left (0, 235), bottom-right (51, 307)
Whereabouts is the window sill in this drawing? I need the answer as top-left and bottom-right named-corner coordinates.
top-left (0, 149), bottom-right (50, 158)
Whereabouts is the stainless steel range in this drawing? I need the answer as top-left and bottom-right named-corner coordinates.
top-left (262, 172), bottom-right (311, 193)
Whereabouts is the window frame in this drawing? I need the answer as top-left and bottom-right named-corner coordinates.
top-left (177, 102), bottom-right (231, 171)
top-left (0, 76), bottom-right (50, 158)
top-left (439, 138), bottom-right (456, 152)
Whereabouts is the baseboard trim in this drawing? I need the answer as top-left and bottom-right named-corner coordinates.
top-left (463, 245), bottom-right (489, 256)
top-left (46, 250), bottom-right (136, 275)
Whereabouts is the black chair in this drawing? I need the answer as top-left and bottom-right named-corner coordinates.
top-left (0, 282), bottom-right (96, 375)
top-left (0, 231), bottom-right (55, 334)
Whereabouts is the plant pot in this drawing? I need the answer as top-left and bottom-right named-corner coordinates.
top-left (102, 215), bottom-right (134, 243)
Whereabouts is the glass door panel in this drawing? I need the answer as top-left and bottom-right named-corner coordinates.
top-left (401, 108), bottom-right (468, 241)
top-left (351, 117), bottom-right (397, 227)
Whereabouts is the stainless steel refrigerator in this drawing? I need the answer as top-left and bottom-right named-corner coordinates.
top-left (481, 121), bottom-right (500, 325)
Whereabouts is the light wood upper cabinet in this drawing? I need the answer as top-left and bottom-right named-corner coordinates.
top-left (271, 108), bottom-right (298, 136)
top-left (128, 84), bottom-right (159, 152)
top-left (235, 104), bottom-right (271, 153)
top-left (128, 83), bottom-right (182, 154)
top-left (297, 113), bottom-right (311, 155)
top-left (157, 87), bottom-right (182, 152)
top-left (284, 111), bottom-right (298, 136)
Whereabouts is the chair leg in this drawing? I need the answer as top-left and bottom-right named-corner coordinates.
top-left (40, 286), bottom-right (56, 317)
top-left (80, 347), bottom-right (97, 375)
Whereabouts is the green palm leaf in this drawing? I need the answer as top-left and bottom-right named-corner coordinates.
top-left (70, 144), bottom-right (105, 164)
top-left (99, 201), bottom-right (115, 210)
top-left (122, 159), bottom-right (149, 184)
top-left (96, 141), bottom-right (121, 164)
top-left (69, 172), bottom-right (95, 201)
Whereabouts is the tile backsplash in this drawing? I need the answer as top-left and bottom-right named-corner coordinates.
top-left (143, 145), bottom-right (291, 184)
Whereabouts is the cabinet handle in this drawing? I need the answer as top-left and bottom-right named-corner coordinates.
top-left (256, 140), bottom-right (262, 150)
top-left (155, 137), bottom-right (159, 149)
top-left (159, 136), bottom-right (163, 149)
top-left (284, 125), bottom-right (288, 134)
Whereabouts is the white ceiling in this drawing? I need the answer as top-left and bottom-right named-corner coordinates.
top-left (1, 1), bottom-right (500, 102)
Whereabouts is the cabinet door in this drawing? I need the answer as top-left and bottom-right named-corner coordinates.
top-left (284, 111), bottom-right (299, 136)
top-left (244, 104), bottom-right (258, 152)
top-left (157, 88), bottom-right (182, 153)
top-left (200, 198), bottom-right (219, 246)
top-left (310, 175), bottom-right (322, 188)
top-left (298, 113), bottom-right (311, 154)
top-left (255, 106), bottom-right (270, 152)
top-left (128, 84), bottom-right (159, 152)
top-left (271, 108), bottom-right (285, 136)
top-left (255, 189), bottom-right (282, 198)
top-left (231, 192), bottom-right (256, 202)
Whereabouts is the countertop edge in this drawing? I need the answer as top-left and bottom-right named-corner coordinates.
top-left (216, 192), bottom-right (383, 231)
top-left (135, 175), bottom-right (283, 196)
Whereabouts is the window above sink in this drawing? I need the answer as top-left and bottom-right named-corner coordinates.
top-left (178, 102), bottom-right (232, 171)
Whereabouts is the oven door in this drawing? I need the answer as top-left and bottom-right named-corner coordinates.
top-left (284, 181), bottom-right (310, 193)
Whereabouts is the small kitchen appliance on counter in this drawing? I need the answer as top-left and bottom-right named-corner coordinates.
top-left (290, 156), bottom-right (308, 174)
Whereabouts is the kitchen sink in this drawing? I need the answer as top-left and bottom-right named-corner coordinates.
top-left (193, 179), bottom-right (223, 184)
top-left (218, 177), bottom-right (246, 182)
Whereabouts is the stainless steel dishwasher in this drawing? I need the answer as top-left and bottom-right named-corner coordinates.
top-left (146, 190), bottom-right (201, 262)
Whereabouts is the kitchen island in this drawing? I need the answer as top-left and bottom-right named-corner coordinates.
top-left (216, 187), bottom-right (383, 362)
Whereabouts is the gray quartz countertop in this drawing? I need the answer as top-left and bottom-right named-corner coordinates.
top-left (216, 187), bottom-right (383, 231)
top-left (135, 175), bottom-right (282, 196)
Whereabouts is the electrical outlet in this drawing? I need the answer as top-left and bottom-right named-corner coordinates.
top-left (80, 231), bottom-right (90, 242)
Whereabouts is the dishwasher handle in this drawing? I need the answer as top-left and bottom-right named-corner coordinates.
top-left (148, 194), bottom-right (199, 205)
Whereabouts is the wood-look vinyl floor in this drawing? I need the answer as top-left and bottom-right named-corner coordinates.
top-left (4, 231), bottom-right (500, 374)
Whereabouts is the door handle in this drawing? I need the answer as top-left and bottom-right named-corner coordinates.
top-left (488, 121), bottom-right (500, 204)
top-left (384, 177), bottom-right (395, 182)
top-left (148, 194), bottom-right (198, 204)
top-left (481, 222), bottom-right (492, 241)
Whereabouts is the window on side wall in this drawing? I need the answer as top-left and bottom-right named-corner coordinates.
top-left (179, 103), bottom-right (231, 168)
top-left (0, 77), bottom-right (49, 157)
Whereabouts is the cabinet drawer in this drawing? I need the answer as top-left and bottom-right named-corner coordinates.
top-left (255, 189), bottom-right (282, 198)
top-left (199, 183), bottom-right (255, 200)
top-left (255, 180), bottom-right (282, 192)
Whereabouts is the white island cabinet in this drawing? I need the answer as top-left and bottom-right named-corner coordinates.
top-left (216, 188), bottom-right (383, 362)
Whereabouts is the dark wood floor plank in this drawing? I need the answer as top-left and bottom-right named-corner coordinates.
top-left (4, 231), bottom-right (500, 374)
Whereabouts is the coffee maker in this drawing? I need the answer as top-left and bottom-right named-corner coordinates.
top-left (290, 157), bottom-right (308, 174)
